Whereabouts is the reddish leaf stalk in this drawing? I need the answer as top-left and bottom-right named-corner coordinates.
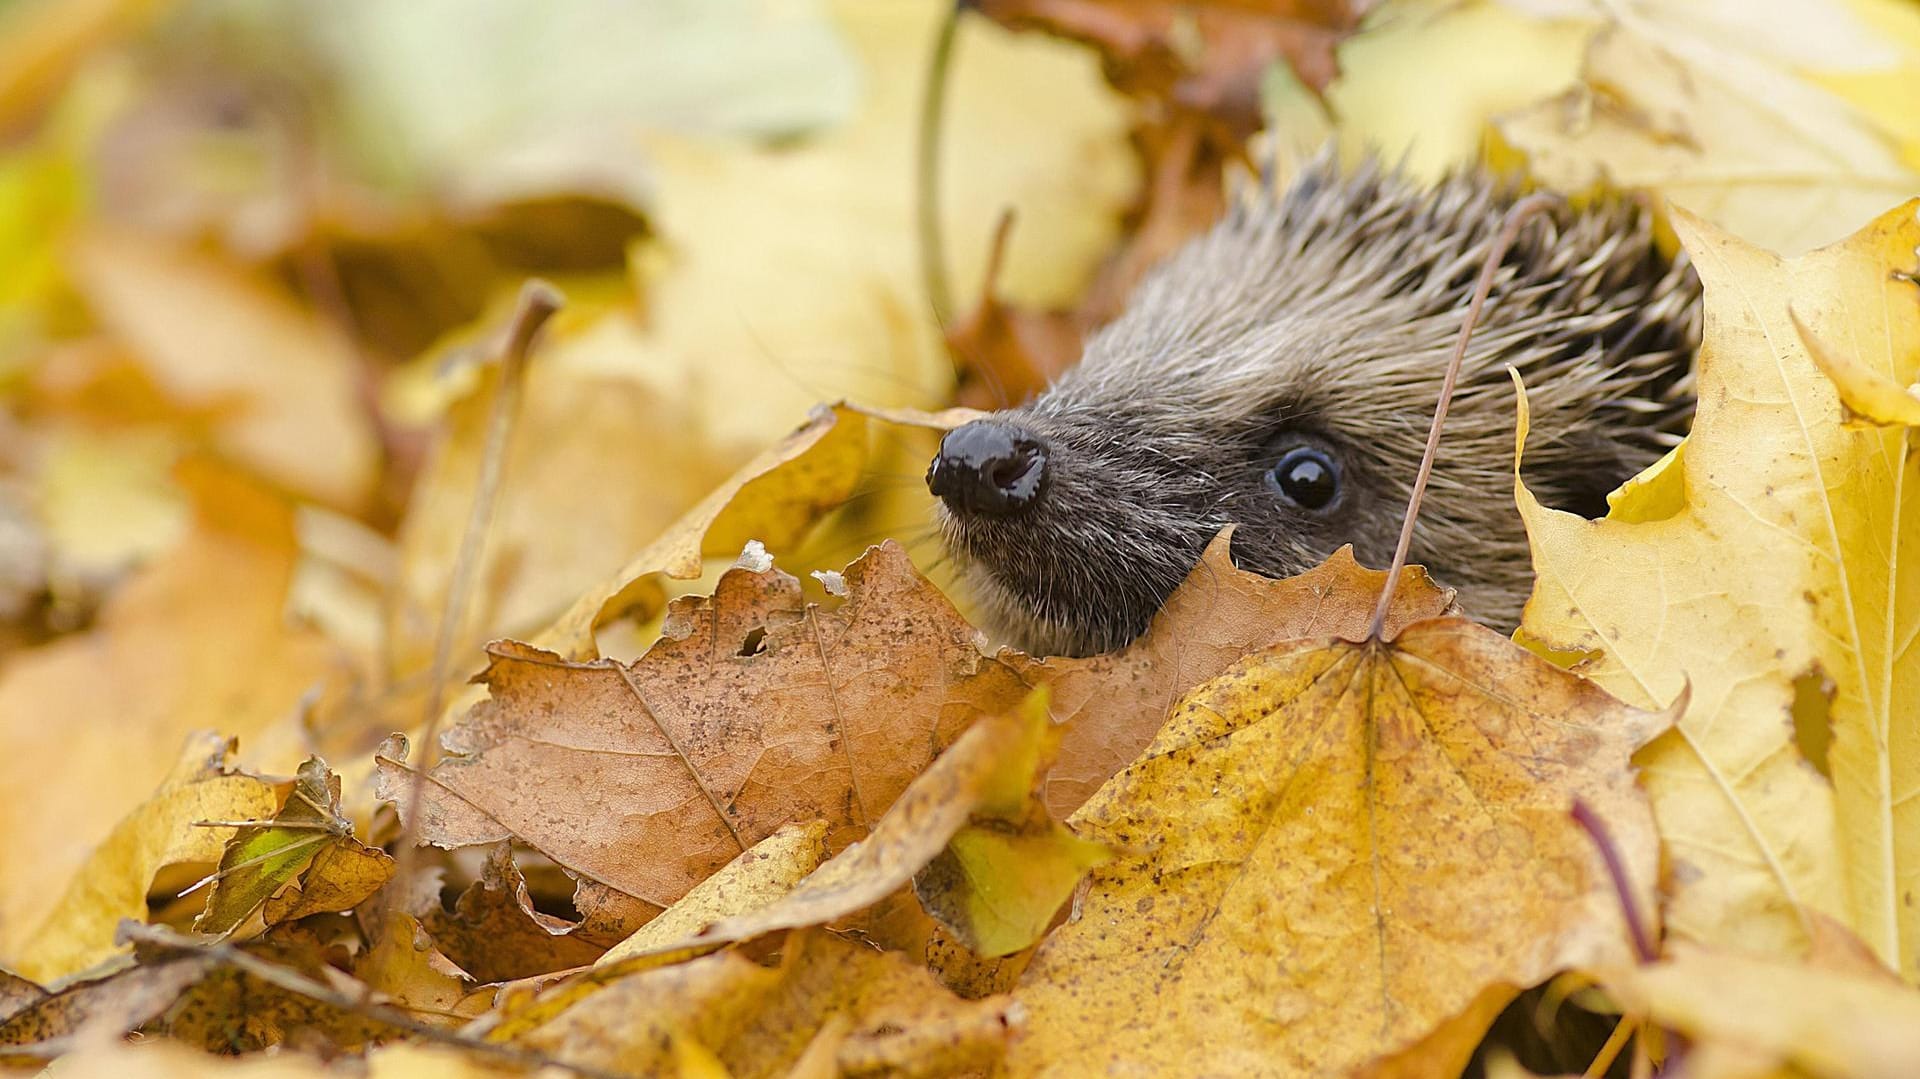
top-left (1367, 192), bottom-right (1557, 640)
top-left (1571, 797), bottom-right (1657, 963)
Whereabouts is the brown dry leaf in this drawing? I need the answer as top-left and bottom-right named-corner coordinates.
top-left (65, 231), bottom-right (379, 511)
top-left (485, 692), bottom-right (1061, 1048)
top-left (946, 90), bottom-right (1251, 406)
top-left (691, 689), bottom-right (1067, 951)
top-left (1006, 609), bottom-right (1669, 1076)
top-left (1599, 944), bottom-right (1920, 1079)
top-left (420, 845), bottom-right (605, 984)
top-left (949, 0), bottom-right (1372, 402)
top-left (383, 541), bottom-right (1027, 908)
top-left (597, 821), bottom-right (829, 967)
top-left (944, 274), bottom-right (1084, 410)
top-left (943, 213), bottom-right (1088, 408)
top-left (1513, 202), bottom-right (1920, 969)
top-left (0, 956), bottom-right (212, 1055)
top-left (0, 969), bottom-right (43, 1022)
top-left (973, 0), bottom-right (1366, 121)
top-left (159, 960), bottom-right (393, 1057)
top-left (502, 929), bottom-right (1016, 1079)
top-left (533, 404), bottom-right (871, 659)
top-left (1025, 532), bottom-right (1455, 815)
top-left (11, 736), bottom-right (278, 983)
top-left (0, 462), bottom-right (340, 968)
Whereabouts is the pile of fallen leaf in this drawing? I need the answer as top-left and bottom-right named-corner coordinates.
top-left (2, 1), bottom-right (1920, 1077)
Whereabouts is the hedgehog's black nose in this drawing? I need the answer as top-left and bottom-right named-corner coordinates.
top-left (928, 420), bottom-right (1049, 517)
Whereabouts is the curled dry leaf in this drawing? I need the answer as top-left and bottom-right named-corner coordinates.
top-left (501, 929), bottom-right (1016, 1079)
top-left (1006, 604), bottom-right (1669, 1076)
top-left (381, 541), bottom-right (1028, 909)
top-left (195, 757), bottom-right (392, 937)
top-left (0, 955), bottom-right (214, 1057)
top-left (355, 911), bottom-right (477, 1029)
top-left (13, 735), bottom-right (278, 984)
top-left (533, 404), bottom-right (870, 659)
top-left (911, 690), bottom-right (1113, 958)
top-left (1515, 200), bottom-right (1920, 971)
top-left (1024, 531), bottom-right (1454, 815)
top-left (486, 689), bottom-right (1087, 1050)
top-left (689, 688), bottom-right (1090, 953)
top-left (419, 845), bottom-right (605, 984)
top-left (0, 970), bottom-right (43, 1023)
top-left (596, 820), bottom-right (829, 967)
top-left (258, 840), bottom-right (395, 929)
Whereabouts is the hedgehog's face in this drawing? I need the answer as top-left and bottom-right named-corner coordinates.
top-left (927, 380), bottom-right (1398, 657)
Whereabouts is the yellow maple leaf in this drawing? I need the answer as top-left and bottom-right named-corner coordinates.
top-left (1516, 199), bottom-right (1920, 973)
top-left (1007, 585), bottom-right (1669, 1076)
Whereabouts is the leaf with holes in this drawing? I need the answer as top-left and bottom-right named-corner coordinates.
top-left (379, 541), bottom-right (1029, 911)
top-left (1516, 200), bottom-right (1920, 973)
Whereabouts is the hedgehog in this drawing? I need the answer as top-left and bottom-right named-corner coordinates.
top-left (927, 155), bottom-right (1701, 657)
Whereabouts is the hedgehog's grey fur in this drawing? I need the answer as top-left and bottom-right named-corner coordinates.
top-left (936, 153), bottom-right (1701, 657)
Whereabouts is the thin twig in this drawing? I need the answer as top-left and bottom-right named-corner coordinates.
top-left (1583, 1014), bottom-right (1638, 1079)
top-left (1570, 798), bottom-right (1658, 963)
top-left (393, 280), bottom-right (561, 896)
top-left (1367, 193), bottom-right (1557, 640)
top-left (117, 923), bottom-right (625, 1079)
top-left (916, 1), bottom-right (967, 330)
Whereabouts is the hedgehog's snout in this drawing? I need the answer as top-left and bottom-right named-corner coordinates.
top-left (927, 419), bottom-right (1050, 517)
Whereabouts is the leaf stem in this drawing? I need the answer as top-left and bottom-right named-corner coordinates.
top-left (1368, 193), bottom-right (1557, 640)
top-left (116, 923), bottom-right (626, 1079)
top-left (917, 1), bottom-right (967, 330)
top-left (1570, 798), bottom-right (1657, 963)
top-left (393, 280), bottom-right (560, 895)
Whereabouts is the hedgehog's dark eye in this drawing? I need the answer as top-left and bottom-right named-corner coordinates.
top-left (1265, 447), bottom-right (1339, 510)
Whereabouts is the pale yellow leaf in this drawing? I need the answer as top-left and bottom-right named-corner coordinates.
top-left (1516, 201), bottom-right (1920, 973)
